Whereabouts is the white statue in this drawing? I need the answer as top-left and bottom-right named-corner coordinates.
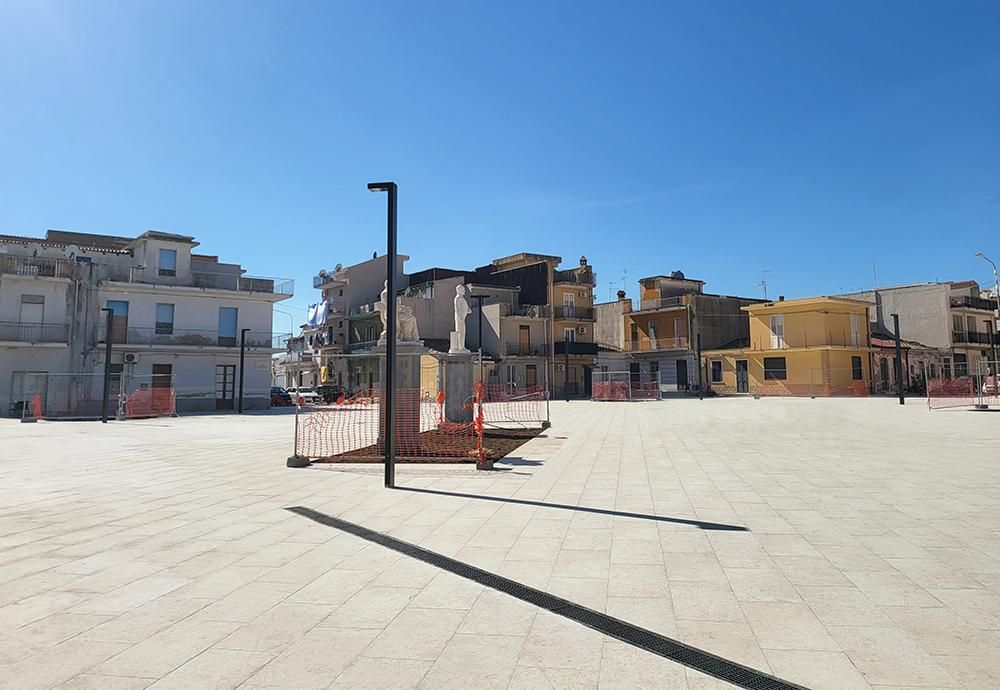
top-left (450, 284), bottom-right (472, 353)
top-left (376, 280), bottom-right (420, 343)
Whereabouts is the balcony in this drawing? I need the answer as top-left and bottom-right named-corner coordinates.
top-left (95, 264), bottom-right (294, 295)
top-left (0, 321), bottom-right (69, 344)
top-left (347, 339), bottom-right (379, 352)
top-left (554, 306), bottom-right (595, 321)
top-left (553, 340), bottom-right (598, 356)
top-left (349, 302), bottom-right (380, 318)
top-left (98, 326), bottom-right (288, 349)
top-left (951, 295), bottom-right (998, 311)
top-left (500, 304), bottom-right (550, 318)
top-left (636, 296), bottom-right (686, 312)
top-left (623, 337), bottom-right (689, 352)
top-left (504, 342), bottom-right (549, 357)
top-left (953, 331), bottom-right (999, 345)
top-left (274, 351), bottom-right (312, 366)
top-left (0, 255), bottom-right (77, 279)
top-left (553, 269), bottom-right (596, 286)
top-left (313, 269), bottom-right (348, 289)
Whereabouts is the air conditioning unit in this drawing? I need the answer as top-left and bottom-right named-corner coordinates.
top-left (123, 353), bottom-right (138, 364)
top-left (578, 290), bottom-right (587, 298)
top-left (577, 326), bottom-right (587, 334)
top-left (556, 364), bottom-right (566, 372)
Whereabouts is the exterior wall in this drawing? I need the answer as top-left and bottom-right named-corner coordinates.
top-left (690, 294), bottom-right (758, 350)
top-left (705, 348), bottom-right (871, 396)
top-left (747, 308), bottom-right (870, 350)
top-left (399, 275), bottom-right (464, 342)
top-left (594, 300), bottom-right (628, 349)
top-left (623, 306), bottom-right (689, 349)
top-left (844, 285), bottom-right (950, 349)
top-left (0, 275), bottom-right (72, 325)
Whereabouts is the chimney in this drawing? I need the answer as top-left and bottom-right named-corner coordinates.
top-left (580, 255), bottom-right (587, 267)
top-left (617, 290), bottom-right (626, 301)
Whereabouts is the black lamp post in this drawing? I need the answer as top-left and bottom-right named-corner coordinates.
top-left (100, 307), bottom-right (114, 423)
top-left (470, 294), bottom-right (489, 384)
top-left (369, 181), bottom-right (397, 489)
top-left (891, 313), bottom-right (905, 405)
top-left (563, 332), bottom-right (570, 401)
top-left (238, 328), bottom-right (251, 413)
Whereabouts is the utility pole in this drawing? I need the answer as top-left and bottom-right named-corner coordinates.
top-left (368, 181), bottom-right (397, 488)
top-left (471, 294), bottom-right (489, 385)
top-left (100, 307), bottom-right (114, 423)
top-left (892, 313), bottom-right (905, 405)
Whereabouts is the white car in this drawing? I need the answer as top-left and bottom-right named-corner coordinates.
top-left (287, 387), bottom-right (322, 406)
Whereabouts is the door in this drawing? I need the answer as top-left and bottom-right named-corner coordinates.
top-left (736, 360), bottom-right (749, 393)
top-left (519, 325), bottom-right (530, 355)
top-left (879, 358), bottom-right (890, 388)
top-left (563, 292), bottom-right (575, 318)
top-left (676, 359), bottom-right (689, 391)
top-left (583, 366), bottom-right (592, 397)
top-left (215, 365), bottom-right (235, 410)
top-left (106, 300), bottom-right (129, 344)
top-left (19, 295), bottom-right (44, 341)
top-left (525, 364), bottom-right (537, 388)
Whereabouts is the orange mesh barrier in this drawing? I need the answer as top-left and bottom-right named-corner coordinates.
top-left (298, 386), bottom-right (484, 462)
top-left (480, 384), bottom-right (547, 426)
top-left (927, 377), bottom-right (975, 410)
top-left (124, 388), bottom-right (176, 418)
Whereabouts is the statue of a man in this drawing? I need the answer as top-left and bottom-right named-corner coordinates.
top-left (454, 284), bottom-right (471, 343)
top-left (376, 281), bottom-right (389, 342)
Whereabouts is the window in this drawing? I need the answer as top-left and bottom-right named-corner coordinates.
top-left (648, 320), bottom-right (657, 343)
top-left (851, 356), bottom-right (863, 380)
top-left (152, 364), bottom-right (173, 389)
top-left (629, 322), bottom-right (638, 344)
top-left (967, 316), bottom-right (977, 334)
top-left (850, 313), bottom-right (861, 347)
top-left (711, 360), bottom-right (723, 383)
top-left (953, 315), bottom-right (965, 333)
top-left (563, 327), bottom-right (575, 343)
top-left (106, 300), bottom-right (129, 344)
top-left (218, 307), bottom-right (238, 346)
top-left (155, 303), bottom-right (174, 335)
top-left (929, 363), bottom-right (937, 378)
top-left (943, 357), bottom-right (951, 378)
top-left (158, 249), bottom-right (177, 277)
top-left (19, 294), bottom-right (44, 325)
top-left (506, 364), bottom-right (516, 386)
top-left (769, 314), bottom-right (785, 349)
top-left (763, 357), bottom-right (787, 380)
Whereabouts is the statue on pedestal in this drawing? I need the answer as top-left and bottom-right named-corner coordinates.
top-left (376, 281), bottom-right (420, 343)
top-left (450, 284), bottom-right (471, 353)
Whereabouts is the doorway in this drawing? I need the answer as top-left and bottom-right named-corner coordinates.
top-left (676, 359), bottom-right (688, 391)
top-left (525, 364), bottom-right (537, 388)
top-left (736, 360), bottom-right (749, 393)
top-left (215, 365), bottom-right (235, 410)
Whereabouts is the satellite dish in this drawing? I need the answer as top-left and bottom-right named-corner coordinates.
top-left (318, 269), bottom-right (327, 277)
top-left (64, 244), bottom-right (80, 260)
top-left (27, 243), bottom-right (42, 257)
top-left (335, 263), bottom-right (343, 271)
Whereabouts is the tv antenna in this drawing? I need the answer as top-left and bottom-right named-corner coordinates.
top-left (758, 270), bottom-right (770, 300)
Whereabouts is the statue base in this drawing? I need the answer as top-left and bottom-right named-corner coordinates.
top-left (374, 341), bottom-right (425, 456)
top-left (439, 352), bottom-right (475, 423)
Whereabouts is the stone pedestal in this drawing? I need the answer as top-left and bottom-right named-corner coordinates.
top-left (440, 353), bottom-right (475, 424)
top-left (376, 341), bottom-right (425, 456)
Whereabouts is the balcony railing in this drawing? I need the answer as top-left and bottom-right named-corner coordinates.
top-left (0, 255), bottom-right (77, 279)
top-left (553, 341), bottom-right (598, 356)
top-left (98, 327), bottom-right (288, 349)
top-left (347, 339), bottom-right (379, 352)
top-left (349, 302), bottom-right (380, 317)
top-left (953, 331), bottom-right (999, 345)
top-left (504, 342), bottom-right (549, 357)
top-left (951, 295), bottom-right (998, 311)
top-left (500, 304), bottom-right (550, 318)
top-left (553, 269), bottom-right (596, 286)
top-left (623, 337), bottom-right (689, 352)
top-left (190, 272), bottom-right (294, 295)
top-left (0, 321), bottom-right (69, 343)
top-left (637, 296), bottom-right (686, 311)
top-left (313, 270), bottom-right (348, 288)
top-left (554, 306), bottom-right (595, 321)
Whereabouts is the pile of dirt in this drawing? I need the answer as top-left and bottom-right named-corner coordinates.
top-left (315, 427), bottom-right (544, 464)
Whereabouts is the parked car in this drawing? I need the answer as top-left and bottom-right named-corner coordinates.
top-left (286, 387), bottom-right (322, 406)
top-left (317, 384), bottom-right (351, 403)
top-left (270, 386), bottom-right (293, 406)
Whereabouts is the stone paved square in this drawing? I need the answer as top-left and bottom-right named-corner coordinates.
top-left (1, 398), bottom-right (999, 689)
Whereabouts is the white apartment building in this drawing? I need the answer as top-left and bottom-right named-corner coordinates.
top-left (0, 229), bottom-right (292, 417)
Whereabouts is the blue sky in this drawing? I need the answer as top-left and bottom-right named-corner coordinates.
top-left (2, 1), bottom-right (999, 324)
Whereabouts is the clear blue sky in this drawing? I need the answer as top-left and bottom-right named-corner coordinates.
top-left (2, 1), bottom-right (999, 324)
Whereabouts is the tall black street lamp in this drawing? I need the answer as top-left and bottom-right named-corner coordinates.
top-left (238, 328), bottom-right (251, 413)
top-left (471, 294), bottom-right (489, 384)
top-left (891, 313), bottom-right (905, 405)
top-left (369, 181), bottom-right (397, 488)
top-left (563, 332), bottom-right (570, 402)
top-left (100, 307), bottom-right (114, 423)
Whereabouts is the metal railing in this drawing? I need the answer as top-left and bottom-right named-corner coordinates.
top-left (504, 342), bottom-right (549, 357)
top-left (623, 336), bottom-right (689, 352)
top-left (553, 341), bottom-right (598, 356)
top-left (190, 272), bottom-right (294, 295)
top-left (953, 331), bottom-right (999, 345)
top-left (951, 295), bottom-right (998, 311)
top-left (313, 270), bottom-right (348, 288)
top-left (499, 303), bottom-right (550, 318)
top-left (554, 306), bottom-right (595, 320)
top-left (347, 339), bottom-right (379, 352)
top-left (553, 269), bottom-right (596, 285)
top-left (0, 321), bottom-right (69, 343)
top-left (349, 302), bottom-right (380, 317)
top-left (0, 255), bottom-right (77, 279)
top-left (637, 296), bottom-right (686, 311)
top-left (98, 326), bottom-right (288, 349)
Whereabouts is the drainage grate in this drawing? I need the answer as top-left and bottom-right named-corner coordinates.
top-left (286, 506), bottom-right (807, 690)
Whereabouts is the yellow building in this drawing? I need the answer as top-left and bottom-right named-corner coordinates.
top-left (703, 296), bottom-right (874, 396)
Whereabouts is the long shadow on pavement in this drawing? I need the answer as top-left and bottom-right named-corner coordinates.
top-left (393, 486), bottom-right (747, 531)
